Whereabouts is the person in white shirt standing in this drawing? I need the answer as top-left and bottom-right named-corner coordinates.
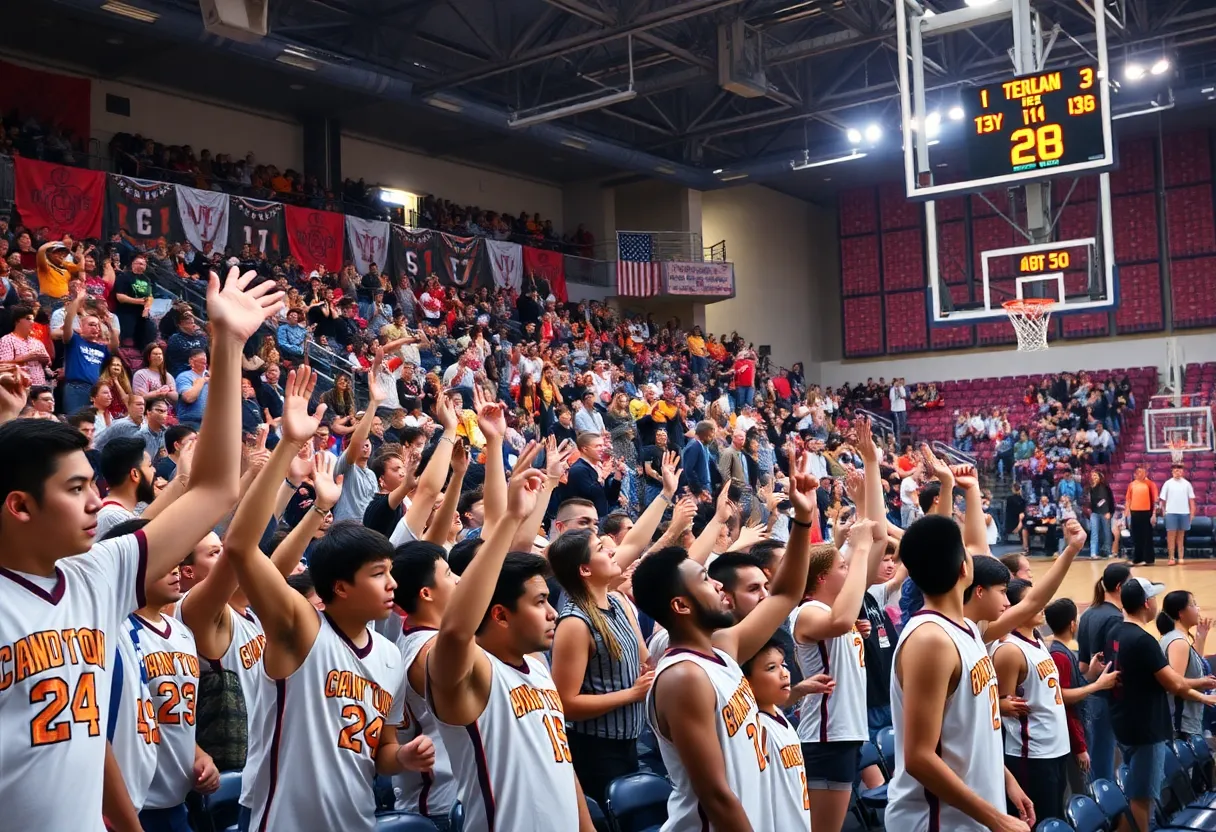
top-left (1159, 464), bottom-right (1197, 566)
top-left (899, 461), bottom-right (923, 529)
top-left (889, 378), bottom-right (908, 441)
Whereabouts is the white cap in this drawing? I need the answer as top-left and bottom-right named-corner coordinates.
top-left (1129, 576), bottom-right (1166, 599)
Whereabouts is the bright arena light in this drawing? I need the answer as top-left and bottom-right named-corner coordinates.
top-left (948, 105), bottom-right (965, 121)
top-left (847, 128), bottom-right (863, 144)
top-left (864, 124), bottom-right (882, 143)
top-left (1151, 57), bottom-right (1171, 76)
top-left (1124, 62), bottom-right (1147, 81)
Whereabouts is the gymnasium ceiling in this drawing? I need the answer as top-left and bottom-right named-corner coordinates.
top-left (13, 0), bottom-right (1216, 202)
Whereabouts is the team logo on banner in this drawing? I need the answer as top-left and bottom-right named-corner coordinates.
top-left (353, 231), bottom-right (384, 267)
top-left (299, 212), bottom-right (338, 262)
top-left (32, 166), bottom-right (96, 229)
top-left (440, 233), bottom-right (484, 287)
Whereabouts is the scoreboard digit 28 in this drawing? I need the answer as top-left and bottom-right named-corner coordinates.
top-left (965, 65), bottom-right (1113, 185)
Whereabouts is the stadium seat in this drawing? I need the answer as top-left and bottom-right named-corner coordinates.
top-left (1189, 734), bottom-right (1215, 792)
top-left (1034, 820), bottom-right (1071, 832)
top-left (585, 796), bottom-right (609, 831)
top-left (1091, 778), bottom-right (1132, 828)
top-left (876, 727), bottom-right (895, 776)
top-left (373, 811), bottom-right (439, 830)
top-left (1116, 763), bottom-right (1130, 794)
top-left (374, 775), bottom-right (397, 812)
top-left (1066, 794), bottom-right (1108, 832)
top-left (203, 770), bottom-right (243, 832)
top-left (605, 773), bottom-right (672, 832)
top-left (448, 801), bottom-right (463, 832)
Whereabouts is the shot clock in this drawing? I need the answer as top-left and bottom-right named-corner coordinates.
top-left (965, 65), bottom-right (1113, 184)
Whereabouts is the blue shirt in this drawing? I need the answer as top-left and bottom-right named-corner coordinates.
top-left (64, 333), bottom-right (108, 385)
top-left (175, 369), bottom-right (209, 424)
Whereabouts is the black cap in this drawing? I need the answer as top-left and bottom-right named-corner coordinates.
top-left (1121, 577), bottom-right (1148, 613)
top-left (1101, 562), bottom-right (1131, 593)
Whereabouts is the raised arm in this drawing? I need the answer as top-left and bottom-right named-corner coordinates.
top-left (715, 448), bottom-right (817, 664)
top-left (510, 436), bottom-right (573, 551)
top-left (217, 368), bottom-right (331, 671)
top-left (141, 268), bottom-right (283, 584)
top-left (429, 446), bottom-right (545, 720)
top-left (60, 294), bottom-right (82, 343)
top-left (612, 450), bottom-right (680, 572)
top-left (953, 465), bottom-right (989, 556)
top-left (922, 444), bottom-right (956, 518)
top-left (855, 418), bottom-right (887, 541)
top-left (472, 385), bottom-right (507, 531)
top-left (423, 440), bottom-right (467, 545)
top-left (687, 485), bottom-right (735, 566)
top-left (983, 519), bottom-right (1085, 643)
top-left (399, 392), bottom-right (460, 541)
top-left (341, 368), bottom-right (383, 467)
top-left (794, 520), bottom-right (882, 643)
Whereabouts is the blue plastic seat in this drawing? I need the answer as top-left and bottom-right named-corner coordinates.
top-left (605, 773), bottom-right (672, 832)
top-left (374, 775), bottom-right (397, 812)
top-left (1066, 794), bottom-right (1108, 832)
top-left (876, 726), bottom-right (895, 775)
top-left (1091, 778), bottom-right (1131, 827)
top-left (1034, 819), bottom-right (1071, 832)
top-left (203, 770), bottom-right (244, 832)
top-left (448, 801), bottom-right (463, 832)
top-left (373, 811), bottom-right (439, 831)
top-left (857, 741), bottom-right (882, 773)
top-left (1115, 763), bottom-right (1130, 794)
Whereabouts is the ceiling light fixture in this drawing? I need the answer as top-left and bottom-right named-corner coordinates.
top-left (1150, 57), bottom-right (1171, 76)
top-left (379, 189), bottom-right (418, 206)
top-left (101, 1), bottom-right (158, 22)
top-left (424, 95), bottom-right (464, 113)
top-left (508, 89), bottom-right (636, 129)
top-left (790, 150), bottom-right (868, 171)
top-left (1123, 62), bottom-right (1146, 81)
top-left (948, 105), bottom-right (965, 121)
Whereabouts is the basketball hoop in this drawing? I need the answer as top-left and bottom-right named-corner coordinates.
top-left (1170, 439), bottom-right (1188, 465)
top-left (1003, 298), bottom-right (1055, 352)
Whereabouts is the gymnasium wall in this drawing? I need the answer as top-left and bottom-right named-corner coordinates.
top-left (91, 79), bottom-right (304, 170)
top-left (835, 129), bottom-right (1216, 366)
top-left (701, 184), bottom-right (838, 371)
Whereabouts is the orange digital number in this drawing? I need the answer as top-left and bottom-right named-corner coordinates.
top-left (1047, 677), bottom-right (1063, 706)
top-left (1068, 94), bottom-right (1097, 116)
top-left (745, 721), bottom-right (769, 771)
top-left (1011, 124), bottom-right (1065, 166)
top-left (30, 673), bottom-right (101, 746)
top-left (337, 704), bottom-right (384, 756)
top-left (988, 686), bottom-right (1001, 730)
top-left (543, 714), bottom-right (572, 763)
top-left (1080, 67), bottom-right (1095, 89)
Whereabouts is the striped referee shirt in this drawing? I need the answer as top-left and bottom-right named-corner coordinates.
top-left (558, 594), bottom-right (643, 740)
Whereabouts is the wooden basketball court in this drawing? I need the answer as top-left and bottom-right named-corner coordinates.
top-left (1028, 556), bottom-right (1216, 616)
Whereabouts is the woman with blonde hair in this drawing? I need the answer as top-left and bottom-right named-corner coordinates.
top-left (319, 372), bottom-right (358, 437)
top-left (99, 355), bottom-right (132, 419)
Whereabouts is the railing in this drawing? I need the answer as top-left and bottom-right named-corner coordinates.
top-left (705, 240), bottom-right (727, 262)
top-left (931, 440), bottom-right (978, 468)
top-left (857, 408), bottom-right (895, 440)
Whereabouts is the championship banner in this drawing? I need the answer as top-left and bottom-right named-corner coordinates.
top-left (175, 185), bottom-right (229, 254)
top-left (229, 197), bottom-right (285, 256)
top-left (389, 226), bottom-right (437, 282)
top-left (485, 239), bottom-right (523, 293)
top-left (664, 261), bottom-right (735, 297)
top-left (345, 216), bottom-right (390, 274)
top-left (522, 245), bottom-right (568, 303)
top-left (285, 205), bottom-right (344, 273)
top-left (436, 233), bottom-right (491, 290)
top-left (13, 157), bottom-right (104, 239)
top-left (106, 175), bottom-right (180, 246)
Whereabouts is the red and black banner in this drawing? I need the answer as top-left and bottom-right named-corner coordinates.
top-left (228, 197), bottom-right (286, 257)
top-left (105, 175), bottom-right (181, 246)
top-left (436, 233), bottom-right (491, 290)
top-left (13, 157), bottom-right (105, 239)
top-left (522, 245), bottom-right (568, 302)
top-left (285, 205), bottom-right (344, 273)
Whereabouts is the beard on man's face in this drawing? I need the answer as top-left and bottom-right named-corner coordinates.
top-left (689, 593), bottom-right (736, 632)
top-left (136, 471), bottom-right (157, 505)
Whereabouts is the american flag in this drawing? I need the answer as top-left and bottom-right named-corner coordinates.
top-left (617, 232), bottom-right (663, 297)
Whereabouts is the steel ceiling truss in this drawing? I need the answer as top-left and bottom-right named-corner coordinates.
top-left (254, 0), bottom-right (1216, 167)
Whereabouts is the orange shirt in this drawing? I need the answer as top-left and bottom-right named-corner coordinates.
top-left (1125, 479), bottom-right (1158, 512)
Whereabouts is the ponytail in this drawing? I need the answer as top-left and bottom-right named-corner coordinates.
top-left (1091, 578), bottom-right (1106, 610)
top-left (548, 530), bottom-right (623, 661)
top-left (1156, 590), bottom-right (1192, 637)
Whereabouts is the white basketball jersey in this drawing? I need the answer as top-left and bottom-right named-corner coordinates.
top-left (134, 612), bottom-right (200, 810)
top-left (393, 626), bottom-right (457, 817)
top-left (756, 709), bottom-right (811, 832)
top-left (646, 648), bottom-right (765, 832)
top-left (431, 650), bottom-right (580, 832)
top-left (886, 612), bottom-right (1005, 832)
top-left (788, 601), bottom-right (868, 743)
top-left (0, 532), bottom-right (145, 832)
top-left (247, 613), bottom-right (404, 832)
top-left (993, 632), bottom-right (1070, 760)
top-left (110, 616), bottom-right (160, 811)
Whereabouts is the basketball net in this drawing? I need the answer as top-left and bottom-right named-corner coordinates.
top-left (1170, 439), bottom-right (1187, 465)
top-left (1002, 298), bottom-right (1055, 352)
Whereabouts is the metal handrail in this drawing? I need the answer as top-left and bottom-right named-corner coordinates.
top-left (857, 408), bottom-right (895, 438)
top-left (931, 440), bottom-right (978, 468)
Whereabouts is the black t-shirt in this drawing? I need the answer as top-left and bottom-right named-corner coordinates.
top-left (861, 588), bottom-right (897, 708)
top-left (308, 303), bottom-right (339, 341)
top-left (1105, 620), bottom-right (1171, 746)
top-left (363, 492), bottom-right (403, 540)
top-left (114, 270), bottom-right (152, 325)
top-left (641, 444), bottom-right (665, 485)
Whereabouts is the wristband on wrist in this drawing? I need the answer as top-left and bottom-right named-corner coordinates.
top-left (791, 517), bottom-right (815, 529)
top-left (312, 503), bottom-right (331, 516)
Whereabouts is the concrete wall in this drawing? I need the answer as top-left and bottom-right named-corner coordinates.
top-left (342, 135), bottom-right (564, 230)
top-left (701, 184), bottom-right (837, 372)
top-left (91, 79), bottom-right (303, 169)
top-left (615, 180), bottom-right (700, 233)
top-left (815, 332), bottom-right (1216, 388)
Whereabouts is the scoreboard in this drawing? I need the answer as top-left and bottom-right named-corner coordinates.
top-left (965, 66), bottom-right (1113, 185)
